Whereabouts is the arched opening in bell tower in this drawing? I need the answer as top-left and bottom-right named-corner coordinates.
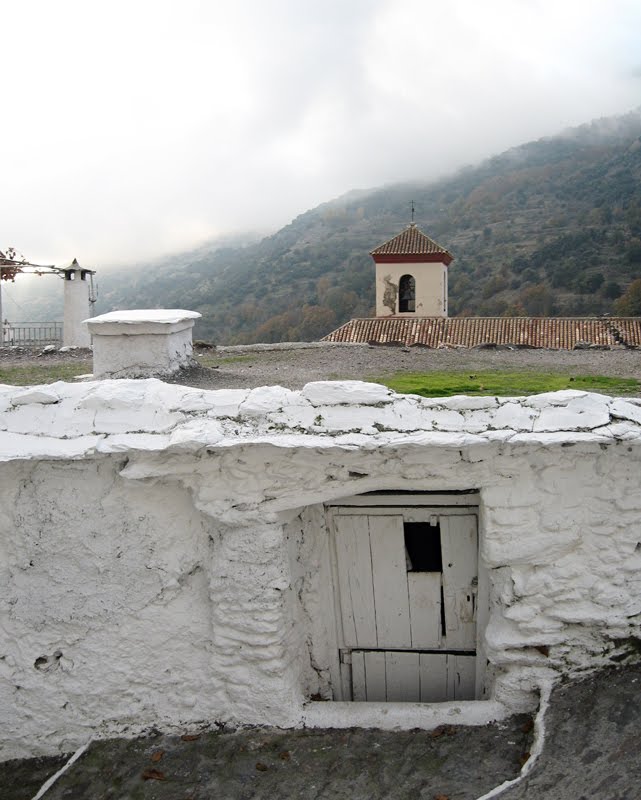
top-left (399, 274), bottom-right (416, 313)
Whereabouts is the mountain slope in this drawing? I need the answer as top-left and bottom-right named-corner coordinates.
top-left (14, 109), bottom-right (641, 343)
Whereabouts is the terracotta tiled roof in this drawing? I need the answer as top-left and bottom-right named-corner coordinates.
top-left (370, 224), bottom-right (453, 264)
top-left (322, 317), bottom-right (641, 350)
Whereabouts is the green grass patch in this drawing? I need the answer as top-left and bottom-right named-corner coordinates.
top-left (0, 362), bottom-right (92, 386)
top-left (377, 371), bottom-right (641, 398)
top-left (197, 354), bottom-right (256, 367)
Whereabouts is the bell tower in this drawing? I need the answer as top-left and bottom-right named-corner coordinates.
top-left (370, 224), bottom-right (453, 318)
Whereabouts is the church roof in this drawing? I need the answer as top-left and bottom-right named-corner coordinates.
top-left (370, 224), bottom-right (453, 265)
top-left (322, 317), bottom-right (641, 350)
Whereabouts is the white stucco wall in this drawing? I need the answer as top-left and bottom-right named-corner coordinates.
top-left (63, 272), bottom-right (92, 348)
top-left (1, 380), bottom-right (640, 760)
top-left (375, 261), bottom-right (448, 316)
top-left (85, 310), bottom-right (201, 378)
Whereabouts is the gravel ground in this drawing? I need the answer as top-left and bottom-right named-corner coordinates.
top-left (176, 342), bottom-right (641, 393)
top-left (3, 343), bottom-right (641, 392)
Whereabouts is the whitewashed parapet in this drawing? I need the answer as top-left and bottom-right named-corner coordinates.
top-left (1, 380), bottom-right (641, 760)
top-left (84, 309), bottom-right (201, 379)
top-left (1, 381), bottom-right (640, 460)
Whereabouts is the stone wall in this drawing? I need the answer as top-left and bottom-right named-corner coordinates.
top-left (1, 379), bottom-right (640, 760)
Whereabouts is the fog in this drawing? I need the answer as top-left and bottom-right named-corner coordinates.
top-left (3, 0), bottom-right (641, 268)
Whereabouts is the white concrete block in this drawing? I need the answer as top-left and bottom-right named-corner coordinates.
top-left (85, 309), bottom-right (201, 379)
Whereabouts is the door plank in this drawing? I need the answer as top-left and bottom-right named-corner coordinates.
top-left (363, 651), bottom-right (386, 701)
top-left (441, 515), bottom-right (478, 649)
top-left (385, 651), bottom-right (420, 702)
top-left (447, 654), bottom-right (476, 700)
top-left (333, 515), bottom-right (377, 648)
top-left (368, 515), bottom-right (411, 648)
top-left (418, 653), bottom-right (448, 702)
top-left (408, 572), bottom-right (442, 648)
top-left (351, 651), bottom-right (367, 701)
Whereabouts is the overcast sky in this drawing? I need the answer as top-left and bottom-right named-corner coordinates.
top-left (3, 0), bottom-right (641, 268)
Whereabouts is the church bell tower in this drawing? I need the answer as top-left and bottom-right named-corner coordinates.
top-left (370, 224), bottom-right (453, 318)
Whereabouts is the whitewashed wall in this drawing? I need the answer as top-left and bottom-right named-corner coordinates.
top-left (1, 379), bottom-right (640, 760)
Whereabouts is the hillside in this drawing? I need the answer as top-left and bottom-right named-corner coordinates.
top-left (10, 109), bottom-right (641, 343)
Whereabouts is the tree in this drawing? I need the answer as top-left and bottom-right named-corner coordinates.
top-left (601, 280), bottom-right (622, 299)
top-left (0, 247), bottom-right (26, 281)
top-left (297, 306), bottom-right (337, 341)
top-left (614, 279), bottom-right (641, 315)
top-left (518, 283), bottom-right (556, 316)
top-left (576, 272), bottom-right (604, 294)
top-left (626, 238), bottom-right (641, 264)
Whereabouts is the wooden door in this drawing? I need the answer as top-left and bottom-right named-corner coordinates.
top-left (331, 509), bottom-right (477, 702)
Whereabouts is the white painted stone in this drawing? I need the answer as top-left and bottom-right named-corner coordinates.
top-left (168, 419), bottom-right (225, 451)
top-left (205, 389), bottom-right (250, 418)
top-left (0, 432), bottom-right (102, 461)
top-left (95, 433), bottom-right (172, 453)
top-left (302, 380), bottom-right (393, 406)
top-left (602, 421), bottom-right (641, 440)
top-left (240, 385), bottom-right (308, 416)
top-left (425, 407), bottom-right (467, 431)
top-left (11, 388), bottom-right (60, 406)
top-left (532, 394), bottom-right (610, 431)
top-left (442, 395), bottom-right (499, 411)
top-left (610, 397), bottom-right (641, 425)
top-left (1, 383), bottom-right (640, 761)
top-left (489, 401), bottom-right (537, 431)
top-left (524, 389), bottom-right (589, 407)
top-left (3, 404), bottom-right (94, 438)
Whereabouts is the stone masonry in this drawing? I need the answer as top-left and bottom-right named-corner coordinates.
top-left (1, 379), bottom-right (640, 760)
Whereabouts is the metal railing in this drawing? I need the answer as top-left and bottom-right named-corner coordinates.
top-left (2, 322), bottom-right (63, 347)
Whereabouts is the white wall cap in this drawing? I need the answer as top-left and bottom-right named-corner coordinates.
top-left (85, 309), bottom-right (201, 337)
top-left (2, 382), bottom-right (641, 462)
top-left (85, 309), bottom-right (202, 325)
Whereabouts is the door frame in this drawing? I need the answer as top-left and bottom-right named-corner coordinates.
top-left (325, 492), bottom-right (489, 702)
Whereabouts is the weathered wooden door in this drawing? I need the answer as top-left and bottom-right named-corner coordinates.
top-left (330, 506), bottom-right (478, 702)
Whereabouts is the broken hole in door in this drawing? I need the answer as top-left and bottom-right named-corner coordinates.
top-left (404, 522), bottom-right (442, 572)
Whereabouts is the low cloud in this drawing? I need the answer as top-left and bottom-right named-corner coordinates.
top-left (2, 0), bottom-right (640, 267)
